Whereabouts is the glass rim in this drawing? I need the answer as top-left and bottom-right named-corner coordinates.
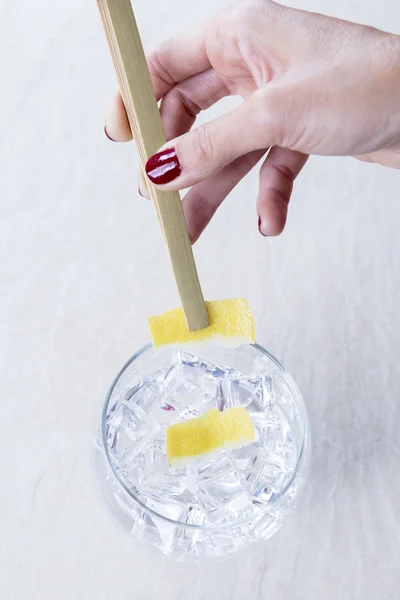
top-left (101, 342), bottom-right (308, 531)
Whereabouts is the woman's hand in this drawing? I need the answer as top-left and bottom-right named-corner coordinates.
top-left (105, 0), bottom-right (400, 242)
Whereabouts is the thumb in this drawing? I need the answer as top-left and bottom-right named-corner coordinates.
top-left (145, 93), bottom-right (279, 190)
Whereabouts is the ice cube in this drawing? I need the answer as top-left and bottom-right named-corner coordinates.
top-left (197, 455), bottom-right (232, 481)
top-left (152, 368), bottom-right (169, 388)
top-left (176, 350), bottom-right (201, 368)
top-left (274, 405), bottom-right (293, 444)
top-left (163, 363), bottom-right (199, 399)
top-left (175, 378), bottom-right (199, 395)
top-left (202, 390), bottom-right (215, 405)
top-left (175, 502), bottom-right (207, 555)
top-left (174, 351), bottom-right (204, 388)
top-left (252, 355), bottom-right (271, 376)
top-left (173, 488), bottom-right (199, 508)
top-left (131, 510), bottom-right (164, 550)
top-left (203, 361), bottom-right (229, 380)
top-left (185, 504), bottom-right (206, 536)
top-left (256, 405), bottom-right (298, 468)
top-left (123, 404), bottom-right (156, 436)
top-left (117, 451), bottom-right (146, 491)
top-left (137, 434), bottom-right (187, 499)
top-left (179, 405), bottom-right (200, 420)
top-left (105, 425), bottom-right (133, 463)
top-left (142, 498), bottom-right (186, 553)
top-left (225, 374), bottom-right (274, 414)
top-left (172, 488), bottom-right (206, 550)
top-left (258, 375), bottom-right (274, 409)
top-left (164, 358), bottom-right (209, 416)
top-left (124, 380), bottom-right (159, 414)
top-left (148, 367), bottom-right (194, 424)
top-left (159, 398), bottom-right (181, 412)
top-left (206, 511), bottom-right (255, 552)
top-left (226, 376), bottom-right (261, 409)
top-left (197, 456), bottom-right (251, 523)
top-left (245, 450), bottom-right (291, 505)
top-left (231, 440), bottom-right (260, 472)
top-left (106, 404), bottom-right (158, 463)
top-left (160, 365), bottom-right (175, 395)
top-left (216, 379), bottom-right (227, 411)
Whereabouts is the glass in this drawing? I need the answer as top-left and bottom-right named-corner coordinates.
top-left (94, 342), bottom-right (309, 560)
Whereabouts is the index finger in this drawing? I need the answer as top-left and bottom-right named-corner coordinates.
top-left (105, 19), bottom-right (213, 142)
top-left (148, 21), bottom-right (212, 100)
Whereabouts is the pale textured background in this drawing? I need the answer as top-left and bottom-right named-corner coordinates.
top-left (1, 0), bottom-right (400, 598)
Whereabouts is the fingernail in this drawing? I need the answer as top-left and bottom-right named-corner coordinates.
top-left (258, 216), bottom-right (267, 237)
top-left (146, 148), bottom-right (181, 185)
top-left (138, 187), bottom-right (143, 197)
top-left (104, 126), bottom-right (115, 142)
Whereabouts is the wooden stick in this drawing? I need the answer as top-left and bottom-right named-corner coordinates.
top-left (97, 0), bottom-right (209, 331)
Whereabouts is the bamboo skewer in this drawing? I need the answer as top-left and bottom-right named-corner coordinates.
top-left (97, 0), bottom-right (209, 331)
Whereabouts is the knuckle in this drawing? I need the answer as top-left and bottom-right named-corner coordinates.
top-left (233, 0), bottom-right (276, 31)
top-left (271, 163), bottom-right (294, 185)
top-left (174, 89), bottom-right (201, 120)
top-left (254, 86), bottom-right (300, 147)
top-left (147, 48), bottom-right (174, 87)
top-left (189, 125), bottom-right (213, 167)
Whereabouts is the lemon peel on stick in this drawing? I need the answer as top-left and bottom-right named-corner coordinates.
top-left (148, 298), bottom-right (255, 347)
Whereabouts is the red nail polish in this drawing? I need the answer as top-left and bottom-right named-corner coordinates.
top-left (104, 126), bottom-right (115, 142)
top-left (258, 216), bottom-right (267, 237)
top-left (146, 148), bottom-right (181, 185)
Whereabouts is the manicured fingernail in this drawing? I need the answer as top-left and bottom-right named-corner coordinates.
top-left (258, 216), bottom-right (267, 237)
top-left (104, 126), bottom-right (115, 142)
top-left (146, 148), bottom-right (181, 185)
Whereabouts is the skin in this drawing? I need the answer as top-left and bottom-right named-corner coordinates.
top-left (105, 0), bottom-right (400, 243)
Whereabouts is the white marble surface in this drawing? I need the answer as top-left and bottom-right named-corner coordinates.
top-left (2, 0), bottom-right (400, 598)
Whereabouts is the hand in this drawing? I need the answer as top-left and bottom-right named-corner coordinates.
top-left (105, 0), bottom-right (400, 242)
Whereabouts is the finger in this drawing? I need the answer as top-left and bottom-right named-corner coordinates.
top-left (105, 17), bottom-right (213, 143)
top-left (145, 95), bottom-right (273, 189)
top-left (147, 21), bottom-right (212, 100)
top-left (139, 69), bottom-right (227, 199)
top-left (105, 92), bottom-right (132, 142)
top-left (354, 150), bottom-right (400, 169)
top-left (104, 70), bottom-right (211, 144)
top-left (160, 68), bottom-right (229, 141)
top-left (106, 68), bottom-right (227, 145)
top-left (257, 147), bottom-right (308, 237)
top-left (183, 150), bottom-right (266, 244)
